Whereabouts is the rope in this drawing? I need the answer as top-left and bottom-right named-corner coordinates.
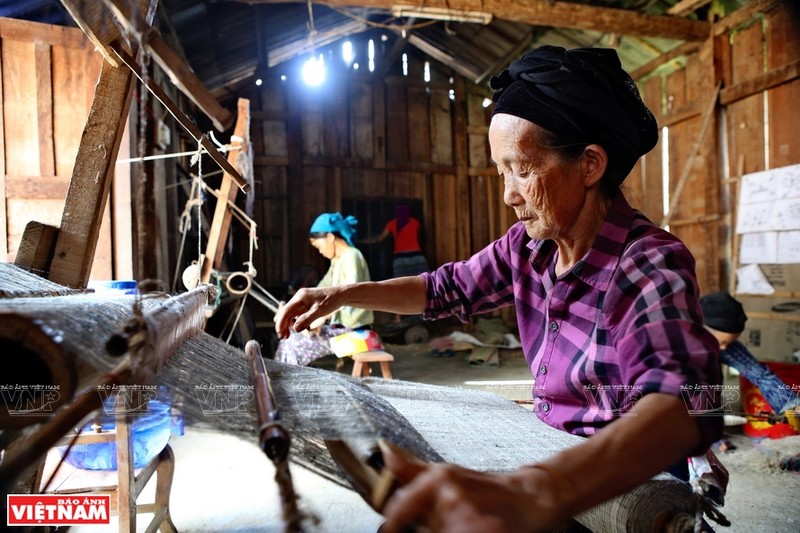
top-left (190, 138), bottom-right (206, 268)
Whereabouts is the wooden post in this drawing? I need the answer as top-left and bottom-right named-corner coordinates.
top-left (48, 59), bottom-right (137, 288)
top-left (200, 98), bottom-right (251, 283)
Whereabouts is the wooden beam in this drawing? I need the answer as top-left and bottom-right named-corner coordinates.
top-left (102, 0), bottom-right (234, 132)
top-left (720, 59), bottom-right (800, 105)
top-left (14, 222), bottom-right (60, 275)
top-left (200, 98), bottom-right (251, 283)
top-left (59, 0), bottom-right (129, 66)
top-left (667, 0), bottom-right (713, 17)
top-left (145, 32), bottom-right (234, 131)
top-left (712, 0), bottom-right (784, 36)
top-left (661, 82), bottom-right (721, 228)
top-left (630, 41), bottom-right (700, 80)
top-left (245, 0), bottom-right (710, 41)
top-left (48, 60), bottom-right (136, 288)
top-left (109, 44), bottom-right (250, 193)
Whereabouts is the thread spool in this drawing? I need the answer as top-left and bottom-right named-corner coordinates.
top-left (225, 271), bottom-right (252, 296)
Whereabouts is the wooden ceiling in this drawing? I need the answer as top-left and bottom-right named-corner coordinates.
top-left (154, 0), bottom-right (747, 99)
top-left (8, 1), bottom-right (751, 122)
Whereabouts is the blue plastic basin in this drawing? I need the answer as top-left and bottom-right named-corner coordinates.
top-left (58, 399), bottom-right (174, 471)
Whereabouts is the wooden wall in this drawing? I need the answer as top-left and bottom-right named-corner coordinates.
top-left (0, 18), bottom-right (110, 278)
top-left (633, 1), bottom-right (800, 360)
top-left (232, 46), bottom-right (511, 293)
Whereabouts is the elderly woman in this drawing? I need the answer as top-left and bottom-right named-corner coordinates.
top-left (275, 212), bottom-right (374, 366)
top-left (276, 46), bottom-right (722, 531)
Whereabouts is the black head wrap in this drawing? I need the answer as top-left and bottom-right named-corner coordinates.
top-left (490, 45), bottom-right (658, 189)
top-left (700, 291), bottom-right (748, 334)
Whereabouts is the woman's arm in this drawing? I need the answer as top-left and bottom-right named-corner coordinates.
top-left (274, 276), bottom-right (427, 338)
top-left (361, 227), bottom-right (391, 245)
top-left (379, 393), bottom-right (701, 533)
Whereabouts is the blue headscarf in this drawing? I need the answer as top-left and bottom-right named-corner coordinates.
top-left (309, 212), bottom-right (358, 246)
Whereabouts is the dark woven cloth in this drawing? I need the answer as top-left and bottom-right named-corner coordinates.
top-left (490, 45), bottom-right (658, 188)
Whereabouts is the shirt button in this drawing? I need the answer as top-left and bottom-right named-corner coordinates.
top-left (541, 402), bottom-right (550, 412)
top-left (549, 321), bottom-right (558, 331)
top-left (539, 365), bottom-right (547, 375)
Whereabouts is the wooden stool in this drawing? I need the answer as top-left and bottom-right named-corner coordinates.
top-left (351, 350), bottom-right (394, 379)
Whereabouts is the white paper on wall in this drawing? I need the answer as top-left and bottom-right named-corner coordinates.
top-left (736, 164), bottom-right (800, 265)
top-left (739, 232), bottom-right (778, 264)
top-left (735, 263), bottom-right (776, 295)
top-left (777, 231), bottom-right (800, 264)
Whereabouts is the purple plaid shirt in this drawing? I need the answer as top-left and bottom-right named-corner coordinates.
top-left (422, 193), bottom-right (722, 452)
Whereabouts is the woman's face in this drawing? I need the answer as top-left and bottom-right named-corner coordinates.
top-left (309, 233), bottom-right (336, 259)
top-left (710, 329), bottom-right (740, 351)
top-left (489, 113), bottom-right (589, 241)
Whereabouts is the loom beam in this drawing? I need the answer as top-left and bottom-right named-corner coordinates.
top-left (0, 286), bottom-right (212, 494)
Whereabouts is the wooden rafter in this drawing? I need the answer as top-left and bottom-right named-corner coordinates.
top-left (239, 0), bottom-right (711, 41)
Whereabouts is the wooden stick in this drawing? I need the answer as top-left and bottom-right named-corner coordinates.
top-left (245, 340), bottom-right (291, 462)
top-left (661, 82), bottom-right (722, 228)
top-left (108, 43), bottom-right (250, 193)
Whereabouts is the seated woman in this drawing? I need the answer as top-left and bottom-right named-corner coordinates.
top-left (275, 212), bottom-right (374, 367)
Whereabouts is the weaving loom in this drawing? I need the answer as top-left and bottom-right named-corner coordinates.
top-left (0, 262), bottom-right (709, 532)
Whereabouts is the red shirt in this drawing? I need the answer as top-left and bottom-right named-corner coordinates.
top-left (386, 217), bottom-right (423, 254)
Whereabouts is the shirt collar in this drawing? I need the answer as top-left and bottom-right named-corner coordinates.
top-left (526, 192), bottom-right (637, 290)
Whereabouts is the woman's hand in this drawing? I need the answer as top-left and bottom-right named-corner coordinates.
top-left (378, 441), bottom-right (569, 533)
top-left (275, 286), bottom-right (340, 339)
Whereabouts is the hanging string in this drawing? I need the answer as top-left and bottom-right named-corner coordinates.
top-left (190, 138), bottom-right (206, 272)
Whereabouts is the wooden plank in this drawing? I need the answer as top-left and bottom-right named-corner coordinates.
top-left (639, 76), bottom-right (664, 224)
top-left (0, 17), bottom-right (86, 49)
top-left (14, 221), bottom-right (60, 274)
top-left (630, 41), bottom-right (700, 80)
top-left (144, 31), bottom-right (233, 131)
top-left (429, 88), bottom-right (453, 165)
top-left (712, 0), bottom-right (784, 37)
top-left (35, 41), bottom-right (55, 177)
top-left (350, 81), bottom-right (373, 159)
top-left (285, 88), bottom-right (306, 268)
top-left (5, 175), bottom-right (70, 198)
top-left (201, 98), bottom-right (251, 283)
top-left (323, 81), bottom-right (349, 158)
top-left (372, 81), bottom-right (386, 168)
top-left (470, 175), bottom-right (490, 251)
top-left (725, 22), bottom-right (766, 177)
top-left (59, 0), bottom-right (129, 66)
top-left (112, 110), bottom-right (133, 280)
top-left (254, 0), bottom-right (710, 40)
top-left (765, 5), bottom-right (800, 168)
top-left (720, 60), bottom-right (800, 106)
top-left (453, 77), bottom-right (470, 258)
top-left (3, 40), bottom-right (38, 177)
top-left (52, 41), bottom-right (94, 178)
top-left (407, 85), bottom-right (431, 162)
top-left (302, 91), bottom-right (324, 157)
top-left (662, 83), bottom-right (720, 228)
top-left (0, 38), bottom-right (5, 259)
top-left (110, 44), bottom-right (249, 192)
top-left (667, 0), bottom-right (712, 16)
top-left (432, 173), bottom-right (457, 266)
top-left (6, 198), bottom-right (64, 264)
top-left (386, 84), bottom-right (409, 162)
top-left (48, 59), bottom-right (136, 288)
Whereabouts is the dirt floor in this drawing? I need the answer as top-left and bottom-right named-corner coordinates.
top-left (327, 335), bottom-right (800, 533)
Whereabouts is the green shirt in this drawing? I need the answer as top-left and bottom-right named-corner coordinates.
top-left (317, 246), bottom-right (374, 328)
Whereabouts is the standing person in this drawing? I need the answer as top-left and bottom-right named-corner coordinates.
top-left (700, 290), bottom-right (800, 429)
top-left (275, 212), bottom-right (374, 367)
top-left (276, 46), bottom-right (723, 532)
top-left (364, 203), bottom-right (429, 278)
